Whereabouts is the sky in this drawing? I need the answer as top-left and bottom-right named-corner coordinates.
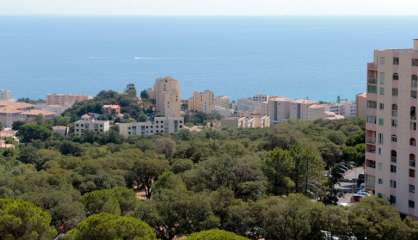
top-left (1, 0), bottom-right (418, 16)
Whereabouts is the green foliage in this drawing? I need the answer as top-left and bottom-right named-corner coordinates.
top-left (82, 187), bottom-right (137, 216)
top-left (187, 229), bottom-right (249, 240)
top-left (0, 198), bottom-right (57, 240)
top-left (17, 123), bottom-right (52, 143)
top-left (66, 213), bottom-right (156, 240)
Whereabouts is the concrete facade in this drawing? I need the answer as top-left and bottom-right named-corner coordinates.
top-left (73, 114), bottom-right (110, 136)
top-left (365, 39), bottom-right (418, 217)
top-left (46, 94), bottom-right (89, 106)
top-left (118, 117), bottom-right (184, 137)
top-left (154, 77), bottom-right (181, 117)
top-left (188, 90), bottom-right (215, 114)
top-left (356, 92), bottom-right (368, 120)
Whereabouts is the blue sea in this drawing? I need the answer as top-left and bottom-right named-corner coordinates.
top-left (1, 16), bottom-right (418, 101)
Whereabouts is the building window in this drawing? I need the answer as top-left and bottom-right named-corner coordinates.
top-left (393, 57), bottom-right (399, 65)
top-left (379, 57), bottom-right (385, 65)
top-left (393, 73), bottom-right (399, 80)
top-left (410, 154), bottom-right (416, 167)
top-left (412, 90), bottom-right (417, 99)
top-left (368, 85), bottom-right (377, 94)
top-left (367, 115), bottom-right (377, 124)
top-left (391, 150), bottom-right (397, 163)
top-left (391, 119), bottom-right (398, 128)
top-left (392, 104), bottom-right (398, 117)
top-left (367, 100), bottom-right (377, 109)
top-left (411, 138), bottom-right (416, 146)
top-left (410, 169), bottom-right (416, 178)
top-left (379, 118), bottom-right (384, 126)
top-left (390, 165), bottom-right (397, 173)
top-left (379, 103), bottom-right (384, 110)
top-left (390, 195), bottom-right (396, 204)
top-left (366, 159), bottom-right (376, 168)
top-left (379, 72), bottom-right (385, 84)
top-left (413, 75), bottom-right (418, 88)
top-left (392, 88), bottom-right (398, 96)
top-left (378, 133), bottom-right (383, 145)
top-left (411, 107), bottom-right (417, 120)
top-left (391, 134), bottom-right (398, 142)
top-left (412, 122), bottom-right (417, 131)
top-left (409, 200), bottom-right (415, 209)
top-left (378, 178), bottom-right (383, 184)
top-left (413, 59), bottom-right (418, 66)
top-left (390, 180), bottom-right (397, 188)
top-left (410, 185), bottom-right (416, 193)
top-left (379, 87), bottom-right (385, 95)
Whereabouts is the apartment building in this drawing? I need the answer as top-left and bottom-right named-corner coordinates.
top-left (0, 90), bottom-right (12, 101)
top-left (118, 117), bottom-right (184, 137)
top-left (365, 39), bottom-right (418, 217)
top-left (238, 115), bottom-right (270, 128)
top-left (153, 77), bottom-right (181, 117)
top-left (237, 98), bottom-right (268, 116)
top-left (73, 114), bottom-right (110, 136)
top-left (188, 90), bottom-right (215, 114)
top-left (356, 92), bottom-right (368, 120)
top-left (327, 100), bottom-right (357, 118)
top-left (214, 96), bottom-right (230, 109)
top-left (102, 105), bottom-right (121, 115)
top-left (46, 94), bottom-right (89, 106)
top-left (0, 101), bottom-right (55, 128)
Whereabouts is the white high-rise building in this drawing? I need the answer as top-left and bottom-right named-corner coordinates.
top-left (0, 90), bottom-right (12, 101)
top-left (365, 39), bottom-right (418, 217)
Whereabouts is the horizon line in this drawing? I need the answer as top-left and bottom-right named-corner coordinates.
top-left (2, 14), bottom-right (418, 17)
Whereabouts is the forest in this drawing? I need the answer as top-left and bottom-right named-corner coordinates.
top-left (1, 115), bottom-right (417, 240)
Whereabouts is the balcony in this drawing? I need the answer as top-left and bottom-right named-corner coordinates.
top-left (366, 144), bottom-right (376, 153)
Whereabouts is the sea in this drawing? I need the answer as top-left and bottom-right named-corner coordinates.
top-left (1, 16), bottom-right (418, 101)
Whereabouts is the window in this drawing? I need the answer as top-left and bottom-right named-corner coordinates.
top-left (410, 154), bottom-right (416, 167)
top-left (391, 134), bottom-right (398, 142)
top-left (390, 195), bottom-right (396, 204)
top-left (393, 57), bottom-right (399, 65)
top-left (390, 165), bottom-right (397, 173)
top-left (392, 88), bottom-right (399, 96)
top-left (412, 59), bottom-right (418, 66)
top-left (409, 200), bottom-right (415, 209)
top-left (391, 150), bottom-right (397, 163)
top-left (379, 118), bottom-right (384, 126)
top-left (412, 75), bottom-right (418, 88)
top-left (390, 180), bottom-right (397, 188)
top-left (379, 87), bottom-right (384, 95)
top-left (379, 57), bottom-right (385, 65)
top-left (412, 90), bottom-right (417, 99)
top-left (412, 122), bottom-right (417, 131)
top-left (367, 100), bottom-right (377, 109)
top-left (410, 169), bottom-right (416, 178)
top-left (379, 72), bottom-right (385, 84)
top-left (393, 73), bottom-right (399, 80)
top-left (366, 159), bottom-right (376, 168)
top-left (368, 85), bottom-right (377, 94)
top-left (391, 119), bottom-right (398, 128)
top-left (379, 103), bottom-right (385, 110)
top-left (367, 115), bottom-right (377, 124)
top-left (378, 133), bottom-right (384, 145)
top-left (412, 106), bottom-right (417, 120)
top-left (378, 178), bottom-right (383, 184)
top-left (392, 104), bottom-right (398, 117)
top-left (411, 138), bottom-right (416, 146)
top-left (410, 184), bottom-right (416, 193)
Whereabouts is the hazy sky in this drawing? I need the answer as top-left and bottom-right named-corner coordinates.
top-left (2, 0), bottom-right (418, 16)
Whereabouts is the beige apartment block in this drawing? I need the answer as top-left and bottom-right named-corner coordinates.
top-left (47, 94), bottom-right (89, 106)
top-left (188, 90), bottom-right (215, 114)
top-left (356, 92), bottom-right (368, 120)
top-left (365, 39), bottom-right (418, 217)
top-left (238, 115), bottom-right (270, 128)
top-left (118, 117), bottom-right (184, 137)
top-left (0, 101), bottom-right (55, 128)
top-left (154, 77), bottom-right (181, 117)
top-left (214, 95), bottom-right (230, 109)
top-left (73, 114), bottom-right (110, 136)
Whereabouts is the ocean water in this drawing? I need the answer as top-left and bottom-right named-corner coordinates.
top-left (1, 16), bottom-right (418, 101)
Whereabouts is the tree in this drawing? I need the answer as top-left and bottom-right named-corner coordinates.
top-left (17, 124), bottom-right (52, 143)
top-left (125, 83), bottom-right (137, 98)
top-left (140, 90), bottom-right (149, 100)
top-left (82, 187), bottom-right (138, 216)
top-left (59, 141), bottom-right (83, 156)
top-left (187, 229), bottom-right (249, 240)
top-left (349, 197), bottom-right (411, 240)
top-left (155, 138), bottom-right (176, 159)
top-left (65, 213), bottom-right (156, 240)
top-left (129, 157), bottom-right (169, 198)
top-left (0, 198), bottom-right (57, 240)
top-left (262, 148), bottom-right (295, 194)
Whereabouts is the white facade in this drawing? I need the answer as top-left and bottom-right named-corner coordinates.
top-left (118, 117), bottom-right (184, 137)
top-left (73, 115), bottom-right (110, 136)
top-left (0, 90), bottom-right (12, 101)
top-left (327, 101), bottom-right (357, 118)
top-left (237, 98), bottom-right (268, 115)
top-left (238, 115), bottom-right (270, 128)
top-left (365, 39), bottom-right (418, 217)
